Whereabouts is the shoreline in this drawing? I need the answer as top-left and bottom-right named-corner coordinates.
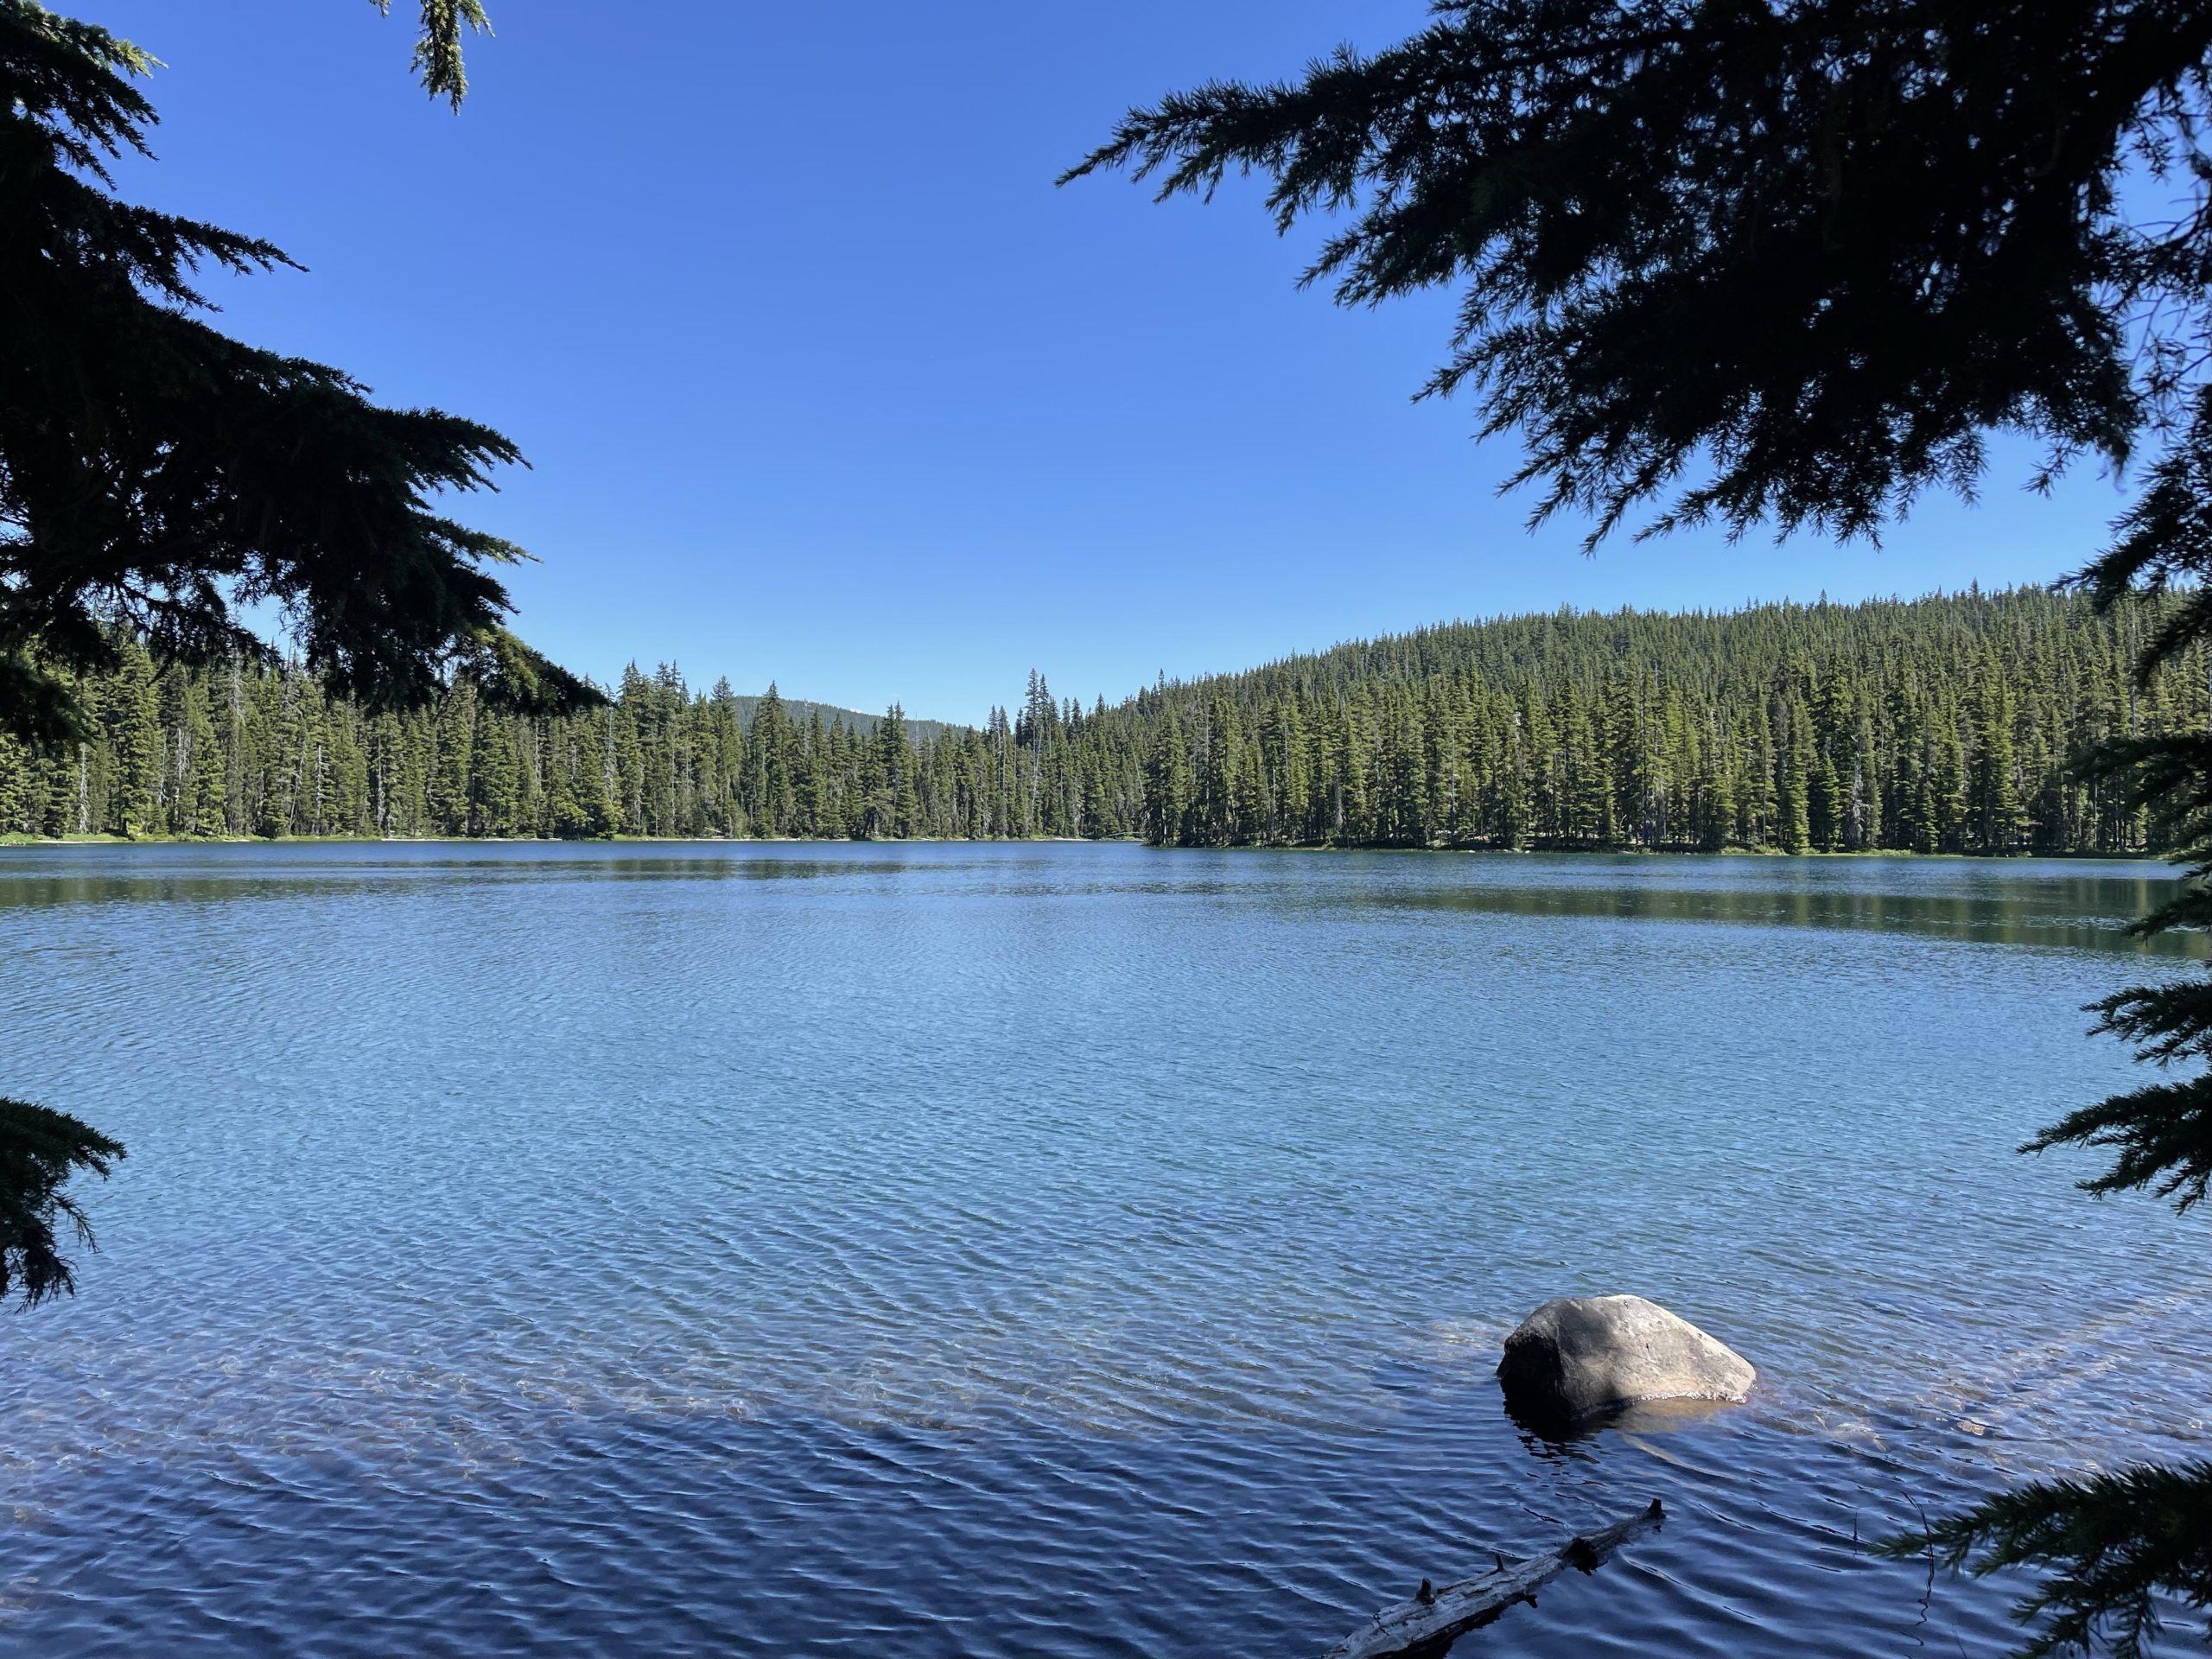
top-left (0, 831), bottom-right (2176, 861)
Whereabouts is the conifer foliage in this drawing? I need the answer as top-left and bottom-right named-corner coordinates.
top-left (0, 2), bottom-right (588, 1312)
top-left (1074, 5), bottom-right (2212, 1648)
top-left (0, 2), bottom-right (594, 750)
top-left (0, 1100), bottom-right (122, 1310)
top-left (1897, 413), bottom-right (2212, 1658)
top-left (8, 589), bottom-right (2203, 857)
top-left (1067, 0), bottom-right (2212, 549)
top-left (376, 0), bottom-right (493, 109)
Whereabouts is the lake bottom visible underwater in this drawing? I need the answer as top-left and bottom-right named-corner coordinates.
top-left (2, 842), bottom-right (2206, 1656)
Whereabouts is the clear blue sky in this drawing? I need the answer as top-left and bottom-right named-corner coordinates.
top-left (95, 0), bottom-right (2139, 724)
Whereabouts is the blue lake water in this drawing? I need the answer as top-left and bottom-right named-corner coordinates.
top-left (2, 842), bottom-right (2208, 1656)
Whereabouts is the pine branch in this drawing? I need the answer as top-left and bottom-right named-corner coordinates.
top-left (1883, 1464), bottom-right (2212, 1659)
top-left (0, 1098), bottom-right (124, 1309)
top-left (2024, 1074), bottom-right (2212, 1212)
top-left (373, 0), bottom-right (493, 111)
top-left (1064, 0), bottom-right (2212, 549)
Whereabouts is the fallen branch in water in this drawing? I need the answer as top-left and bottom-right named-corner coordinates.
top-left (1323, 1499), bottom-right (1665, 1659)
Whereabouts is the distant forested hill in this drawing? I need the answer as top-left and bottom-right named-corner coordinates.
top-left (4, 589), bottom-right (2200, 854)
top-left (725, 694), bottom-right (954, 748)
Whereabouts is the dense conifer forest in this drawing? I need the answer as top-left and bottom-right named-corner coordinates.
top-left (5, 588), bottom-right (2201, 855)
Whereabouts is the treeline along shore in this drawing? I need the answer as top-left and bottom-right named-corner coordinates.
top-left (7, 588), bottom-right (2202, 855)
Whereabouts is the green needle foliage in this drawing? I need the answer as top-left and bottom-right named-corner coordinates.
top-left (1994, 432), bottom-right (2212, 1659)
top-left (4, 589), bottom-right (2196, 851)
top-left (1067, 1), bottom-right (2212, 549)
top-left (374, 0), bottom-right (493, 110)
top-left (1072, 3), bottom-right (2212, 1651)
top-left (0, 1100), bottom-right (123, 1310)
top-left (2023, 390), bottom-right (2212, 1290)
top-left (1888, 1463), bottom-right (2212, 1659)
top-left (0, 1), bottom-right (597, 752)
top-left (1, 1), bottom-right (593, 1307)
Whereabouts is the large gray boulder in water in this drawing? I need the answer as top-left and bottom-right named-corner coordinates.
top-left (1497, 1295), bottom-right (1755, 1425)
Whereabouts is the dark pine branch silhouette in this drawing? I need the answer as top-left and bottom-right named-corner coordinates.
top-left (0, 1100), bottom-right (123, 1309)
top-left (0, 0), bottom-right (594, 1307)
top-left (1069, 4), bottom-right (2212, 1651)
top-left (1885, 1462), bottom-right (2212, 1659)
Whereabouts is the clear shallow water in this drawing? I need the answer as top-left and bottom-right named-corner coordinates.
top-left (2, 842), bottom-right (2207, 1657)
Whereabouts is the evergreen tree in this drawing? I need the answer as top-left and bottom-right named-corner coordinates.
top-left (11, 588), bottom-right (2202, 865)
top-left (1143, 704), bottom-right (1192, 846)
top-left (99, 637), bottom-right (158, 836)
top-left (1972, 669), bottom-right (2028, 854)
top-left (1777, 693), bottom-right (1814, 856)
top-left (467, 699), bottom-right (520, 836)
top-left (0, 4), bottom-right (596, 747)
top-left (876, 704), bottom-right (911, 839)
top-left (1074, 4), bottom-right (2212, 1640)
top-left (429, 684), bottom-right (478, 836)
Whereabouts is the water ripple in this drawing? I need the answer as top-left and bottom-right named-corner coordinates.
top-left (0, 842), bottom-right (2205, 1656)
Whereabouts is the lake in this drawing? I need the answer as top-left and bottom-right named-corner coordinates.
top-left (3, 842), bottom-right (2207, 1657)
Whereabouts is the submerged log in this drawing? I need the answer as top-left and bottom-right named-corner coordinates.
top-left (1322, 1500), bottom-right (1665, 1659)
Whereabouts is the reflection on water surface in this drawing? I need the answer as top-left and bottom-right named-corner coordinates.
top-left (0, 842), bottom-right (2204, 1657)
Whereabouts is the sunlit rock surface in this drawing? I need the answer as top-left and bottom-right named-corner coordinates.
top-left (1498, 1295), bottom-right (1755, 1425)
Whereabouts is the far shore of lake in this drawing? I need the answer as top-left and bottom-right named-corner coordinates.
top-left (0, 831), bottom-right (2176, 861)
